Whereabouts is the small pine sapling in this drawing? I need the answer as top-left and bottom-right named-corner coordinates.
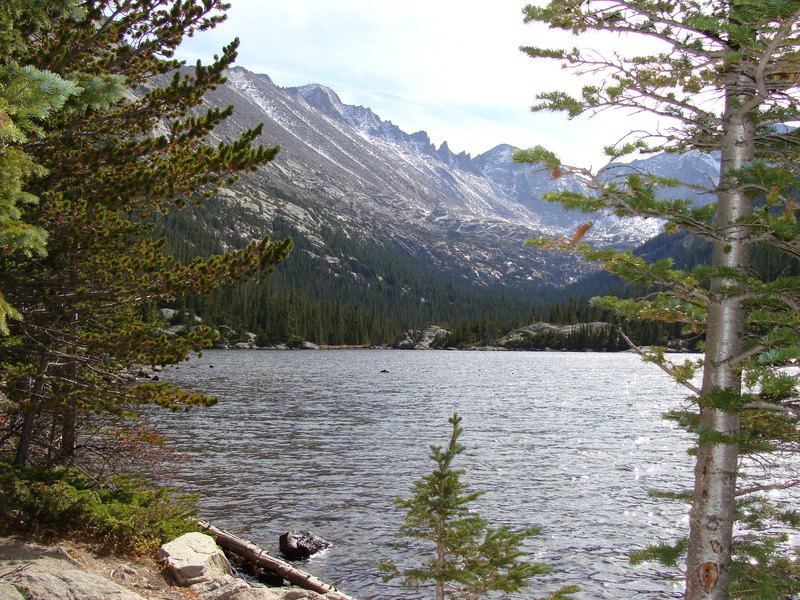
top-left (380, 413), bottom-right (577, 600)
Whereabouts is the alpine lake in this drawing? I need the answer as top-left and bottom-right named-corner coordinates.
top-left (153, 348), bottom-right (700, 599)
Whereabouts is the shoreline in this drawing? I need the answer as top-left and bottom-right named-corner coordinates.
top-left (0, 532), bottom-right (354, 600)
top-left (0, 535), bottom-right (194, 600)
top-left (209, 344), bottom-right (692, 353)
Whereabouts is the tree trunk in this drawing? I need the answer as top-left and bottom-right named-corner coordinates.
top-left (56, 349), bottom-right (79, 463)
top-left (57, 270), bottom-right (80, 463)
top-left (57, 404), bottom-right (78, 462)
top-left (197, 521), bottom-right (356, 600)
top-left (436, 515), bottom-right (446, 600)
top-left (14, 350), bottom-right (51, 466)
top-left (684, 77), bottom-right (754, 600)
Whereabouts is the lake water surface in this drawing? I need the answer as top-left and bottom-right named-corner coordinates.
top-left (157, 349), bottom-right (696, 599)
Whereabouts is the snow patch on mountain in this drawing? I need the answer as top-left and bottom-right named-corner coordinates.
top-left (212, 67), bottom-right (721, 286)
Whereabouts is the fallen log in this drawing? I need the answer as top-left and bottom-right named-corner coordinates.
top-left (197, 520), bottom-right (356, 600)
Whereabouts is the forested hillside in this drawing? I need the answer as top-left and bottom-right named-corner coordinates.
top-left (133, 63), bottom-right (732, 349)
top-left (153, 190), bottom-right (542, 345)
top-left (152, 187), bottom-right (689, 348)
top-left (154, 180), bottom-right (799, 349)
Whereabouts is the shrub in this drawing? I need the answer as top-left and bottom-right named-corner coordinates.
top-left (0, 462), bottom-right (198, 554)
top-left (380, 413), bottom-right (578, 600)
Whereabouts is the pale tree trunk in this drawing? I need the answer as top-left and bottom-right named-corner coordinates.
top-left (684, 77), bottom-right (754, 600)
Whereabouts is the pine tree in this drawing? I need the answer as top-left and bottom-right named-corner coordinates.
top-left (515, 2), bottom-right (800, 598)
top-left (0, 0), bottom-right (108, 334)
top-left (0, 1), bottom-right (292, 468)
top-left (380, 413), bottom-right (578, 600)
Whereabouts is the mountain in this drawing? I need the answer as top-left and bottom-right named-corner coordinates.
top-left (187, 66), bottom-right (708, 287)
top-left (149, 66), bottom-right (724, 344)
top-left (605, 150), bottom-right (721, 202)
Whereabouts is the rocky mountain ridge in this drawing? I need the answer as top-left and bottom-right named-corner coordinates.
top-left (182, 66), bottom-right (720, 288)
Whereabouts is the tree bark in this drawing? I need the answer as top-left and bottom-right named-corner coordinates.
top-left (57, 404), bottom-right (78, 462)
top-left (684, 75), bottom-right (754, 600)
top-left (197, 521), bottom-right (356, 600)
top-left (14, 350), bottom-right (51, 466)
top-left (56, 259), bottom-right (81, 463)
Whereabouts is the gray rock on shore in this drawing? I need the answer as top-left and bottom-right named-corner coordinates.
top-left (194, 575), bottom-right (338, 599)
top-left (0, 533), bottom-right (349, 600)
top-left (159, 532), bottom-right (233, 586)
top-left (495, 321), bottom-right (613, 346)
top-left (9, 570), bottom-right (147, 600)
top-left (395, 325), bottom-right (451, 349)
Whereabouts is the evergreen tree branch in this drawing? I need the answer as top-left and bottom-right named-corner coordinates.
top-left (735, 478), bottom-right (800, 496)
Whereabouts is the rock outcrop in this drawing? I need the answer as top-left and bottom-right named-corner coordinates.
top-left (159, 532), bottom-right (233, 586)
top-left (194, 574), bottom-right (342, 599)
top-left (9, 570), bottom-right (147, 600)
top-left (394, 325), bottom-right (451, 349)
top-left (0, 534), bottom-right (352, 600)
top-left (495, 321), bottom-right (613, 346)
top-left (0, 538), bottom-right (161, 600)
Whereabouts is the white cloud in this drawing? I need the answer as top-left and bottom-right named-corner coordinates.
top-left (177, 0), bottom-right (661, 166)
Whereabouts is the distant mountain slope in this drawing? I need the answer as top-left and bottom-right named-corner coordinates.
top-left (155, 66), bottom-right (721, 290)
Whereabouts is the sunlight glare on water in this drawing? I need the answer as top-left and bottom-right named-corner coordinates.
top-left (157, 349), bottom-right (696, 599)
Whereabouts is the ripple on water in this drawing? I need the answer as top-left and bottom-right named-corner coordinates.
top-left (155, 350), bottom-right (694, 600)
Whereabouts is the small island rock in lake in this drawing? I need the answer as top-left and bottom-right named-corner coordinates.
top-left (279, 531), bottom-right (332, 560)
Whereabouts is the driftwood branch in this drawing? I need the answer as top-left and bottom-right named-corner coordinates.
top-left (197, 520), bottom-right (356, 600)
top-left (0, 562), bottom-right (34, 579)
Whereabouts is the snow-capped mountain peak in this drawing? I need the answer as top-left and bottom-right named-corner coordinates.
top-left (202, 66), bottom-right (718, 286)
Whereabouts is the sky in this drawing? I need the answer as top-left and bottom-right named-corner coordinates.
top-left (176, 0), bottom-right (660, 167)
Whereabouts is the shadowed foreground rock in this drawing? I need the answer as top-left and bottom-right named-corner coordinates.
top-left (0, 532), bottom-right (355, 600)
top-left (6, 570), bottom-right (146, 600)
